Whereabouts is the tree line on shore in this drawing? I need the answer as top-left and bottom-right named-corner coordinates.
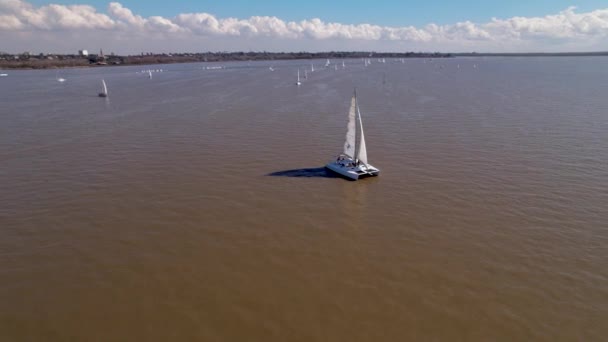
top-left (2, 50), bottom-right (605, 69)
top-left (0, 51), bottom-right (453, 69)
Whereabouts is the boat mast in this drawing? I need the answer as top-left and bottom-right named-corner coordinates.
top-left (353, 89), bottom-right (358, 163)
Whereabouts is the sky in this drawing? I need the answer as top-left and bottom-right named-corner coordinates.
top-left (1, 0), bottom-right (608, 54)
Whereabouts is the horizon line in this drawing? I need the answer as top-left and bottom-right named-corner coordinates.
top-left (3, 50), bottom-right (608, 56)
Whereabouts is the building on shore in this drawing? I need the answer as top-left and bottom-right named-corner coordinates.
top-left (78, 49), bottom-right (89, 56)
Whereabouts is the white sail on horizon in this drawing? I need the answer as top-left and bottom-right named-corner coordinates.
top-left (101, 79), bottom-right (108, 95)
top-left (343, 95), bottom-right (357, 158)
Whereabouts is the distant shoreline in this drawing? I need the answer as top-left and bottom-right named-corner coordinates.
top-left (1, 51), bottom-right (606, 70)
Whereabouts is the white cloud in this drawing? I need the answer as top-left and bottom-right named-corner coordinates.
top-left (0, 0), bottom-right (115, 30)
top-left (107, 2), bottom-right (144, 28)
top-left (0, 14), bottom-right (22, 29)
top-left (0, 0), bottom-right (607, 53)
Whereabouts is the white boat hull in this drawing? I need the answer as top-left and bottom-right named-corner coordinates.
top-left (325, 160), bottom-right (379, 180)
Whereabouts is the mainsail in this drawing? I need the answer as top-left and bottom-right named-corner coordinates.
top-left (101, 79), bottom-right (107, 95)
top-left (356, 104), bottom-right (368, 165)
top-left (343, 95), bottom-right (357, 158)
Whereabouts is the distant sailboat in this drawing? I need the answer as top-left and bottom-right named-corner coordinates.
top-left (98, 79), bottom-right (108, 97)
top-left (325, 59), bottom-right (330, 67)
top-left (311, 63), bottom-right (315, 72)
top-left (56, 70), bottom-right (66, 82)
top-left (325, 90), bottom-right (380, 180)
top-left (148, 70), bottom-right (152, 79)
top-left (342, 60), bottom-right (346, 69)
top-left (296, 69), bottom-right (301, 86)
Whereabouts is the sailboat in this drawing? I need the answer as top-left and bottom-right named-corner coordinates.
top-left (325, 59), bottom-right (330, 67)
top-left (342, 60), bottom-right (346, 69)
top-left (325, 90), bottom-right (380, 180)
top-left (296, 69), bottom-right (301, 86)
top-left (98, 79), bottom-right (108, 97)
top-left (148, 70), bottom-right (152, 79)
top-left (56, 70), bottom-right (66, 82)
top-left (311, 63), bottom-right (315, 72)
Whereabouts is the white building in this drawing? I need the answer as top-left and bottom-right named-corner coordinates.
top-left (78, 49), bottom-right (89, 56)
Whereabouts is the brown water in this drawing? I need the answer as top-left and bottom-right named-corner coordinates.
top-left (1, 58), bottom-right (607, 341)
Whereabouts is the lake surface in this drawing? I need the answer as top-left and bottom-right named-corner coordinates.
top-left (1, 57), bottom-right (607, 341)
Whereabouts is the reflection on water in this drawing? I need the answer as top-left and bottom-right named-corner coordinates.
top-left (1, 58), bottom-right (608, 341)
top-left (267, 167), bottom-right (340, 178)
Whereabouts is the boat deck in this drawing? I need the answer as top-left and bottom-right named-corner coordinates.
top-left (325, 158), bottom-right (379, 180)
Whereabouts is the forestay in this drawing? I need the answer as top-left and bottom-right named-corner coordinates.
top-left (357, 105), bottom-right (368, 165)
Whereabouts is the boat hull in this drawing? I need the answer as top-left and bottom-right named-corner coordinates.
top-left (325, 161), bottom-right (379, 180)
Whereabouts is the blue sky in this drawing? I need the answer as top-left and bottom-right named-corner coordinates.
top-left (27, 0), bottom-right (608, 26)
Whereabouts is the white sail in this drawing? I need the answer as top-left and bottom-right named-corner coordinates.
top-left (148, 70), bottom-right (152, 79)
top-left (102, 79), bottom-right (107, 95)
top-left (343, 95), bottom-right (357, 158)
top-left (356, 104), bottom-right (368, 165)
top-left (297, 69), bottom-right (301, 84)
top-left (311, 63), bottom-right (314, 72)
